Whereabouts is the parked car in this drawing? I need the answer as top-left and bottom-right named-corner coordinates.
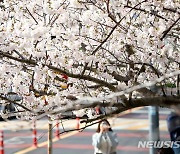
top-left (0, 92), bottom-right (22, 121)
top-left (0, 103), bottom-right (17, 121)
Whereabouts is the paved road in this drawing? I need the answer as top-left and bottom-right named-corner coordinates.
top-left (1, 107), bottom-right (172, 154)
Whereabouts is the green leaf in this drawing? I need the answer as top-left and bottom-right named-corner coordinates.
top-left (165, 83), bottom-right (176, 88)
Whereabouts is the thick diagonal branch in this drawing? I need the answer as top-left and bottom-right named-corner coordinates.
top-left (0, 51), bottom-right (116, 91)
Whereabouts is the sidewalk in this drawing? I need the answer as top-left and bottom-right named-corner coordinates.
top-left (0, 107), bottom-right (171, 131)
top-left (0, 117), bottom-right (168, 131)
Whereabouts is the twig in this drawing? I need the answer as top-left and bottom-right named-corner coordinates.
top-left (26, 7), bottom-right (38, 24)
top-left (160, 16), bottom-right (180, 40)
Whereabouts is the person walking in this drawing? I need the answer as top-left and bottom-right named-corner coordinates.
top-left (167, 112), bottom-right (180, 154)
top-left (92, 119), bottom-right (119, 154)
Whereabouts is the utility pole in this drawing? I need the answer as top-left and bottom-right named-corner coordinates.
top-left (48, 118), bottom-right (53, 154)
top-left (149, 106), bottom-right (160, 154)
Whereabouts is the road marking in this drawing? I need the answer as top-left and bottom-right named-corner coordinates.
top-left (11, 106), bottom-right (168, 153)
top-left (73, 131), bottom-right (170, 139)
top-left (0, 107), bottom-right (143, 130)
top-left (113, 119), bottom-right (168, 131)
top-left (4, 137), bottom-right (24, 144)
top-left (126, 123), bottom-right (148, 130)
top-left (4, 136), bottom-right (32, 144)
top-left (14, 108), bottom-right (143, 153)
top-left (52, 143), bottom-right (148, 152)
top-left (5, 144), bottom-right (31, 148)
top-left (118, 107), bottom-right (143, 116)
top-left (132, 110), bottom-right (171, 114)
top-left (14, 131), bottom-right (79, 154)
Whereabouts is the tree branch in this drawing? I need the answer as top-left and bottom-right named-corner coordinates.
top-left (0, 94), bottom-right (34, 113)
top-left (160, 16), bottom-right (180, 40)
top-left (0, 51), bottom-right (116, 91)
top-left (26, 7), bottom-right (38, 24)
top-left (124, 5), bottom-right (168, 21)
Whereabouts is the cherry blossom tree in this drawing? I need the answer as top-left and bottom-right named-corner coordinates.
top-left (0, 0), bottom-right (179, 123)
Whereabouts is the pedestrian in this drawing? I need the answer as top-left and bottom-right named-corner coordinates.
top-left (167, 112), bottom-right (180, 154)
top-left (167, 112), bottom-right (180, 141)
top-left (92, 119), bottom-right (119, 154)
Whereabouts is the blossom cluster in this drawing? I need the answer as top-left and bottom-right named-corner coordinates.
top-left (0, 0), bottom-right (179, 119)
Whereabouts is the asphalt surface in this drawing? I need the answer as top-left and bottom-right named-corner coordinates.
top-left (26, 129), bottom-right (170, 154)
top-left (1, 107), bottom-right (172, 154)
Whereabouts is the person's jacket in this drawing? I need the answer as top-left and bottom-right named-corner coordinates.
top-left (92, 131), bottom-right (119, 154)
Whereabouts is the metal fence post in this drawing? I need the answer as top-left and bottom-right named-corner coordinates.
top-left (0, 131), bottom-right (4, 154)
top-left (48, 118), bottom-right (53, 154)
top-left (149, 106), bottom-right (160, 154)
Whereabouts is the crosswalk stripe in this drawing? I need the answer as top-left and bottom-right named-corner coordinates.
top-left (132, 110), bottom-right (171, 114)
top-left (126, 123), bottom-right (148, 130)
top-left (0, 119), bottom-right (168, 131)
top-left (14, 131), bottom-right (79, 154)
